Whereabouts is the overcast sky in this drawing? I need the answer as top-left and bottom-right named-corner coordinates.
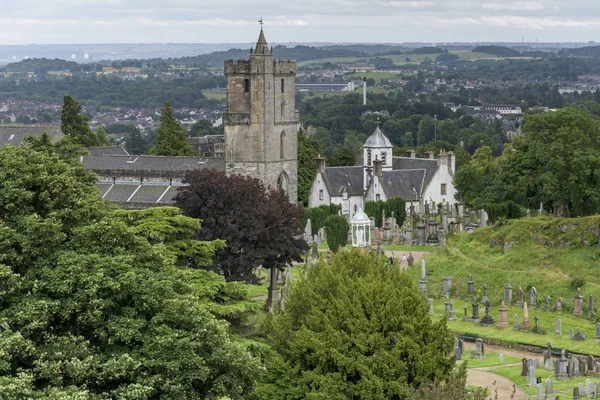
top-left (1, 0), bottom-right (599, 45)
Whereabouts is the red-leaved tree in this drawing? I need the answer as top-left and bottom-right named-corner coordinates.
top-left (175, 169), bottom-right (308, 282)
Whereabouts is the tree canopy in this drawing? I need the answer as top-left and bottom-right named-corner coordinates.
top-left (297, 130), bottom-right (321, 205)
top-left (0, 145), bottom-right (260, 398)
top-left (175, 169), bottom-right (308, 282)
top-left (148, 99), bottom-right (194, 156)
top-left (261, 250), bottom-right (455, 399)
top-left (60, 94), bottom-right (100, 147)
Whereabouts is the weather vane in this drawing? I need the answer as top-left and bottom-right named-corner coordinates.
top-left (259, 17), bottom-right (264, 28)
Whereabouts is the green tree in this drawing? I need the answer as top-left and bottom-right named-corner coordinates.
top-left (297, 130), bottom-right (321, 205)
top-left (149, 99), bottom-right (194, 156)
top-left (261, 250), bottom-right (454, 399)
top-left (60, 94), bottom-right (99, 147)
top-left (364, 197), bottom-right (407, 228)
top-left (95, 126), bottom-right (109, 146)
top-left (324, 214), bottom-right (349, 252)
top-left (329, 145), bottom-right (356, 166)
top-left (0, 145), bottom-right (260, 398)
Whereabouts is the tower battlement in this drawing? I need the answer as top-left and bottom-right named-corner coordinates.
top-left (274, 60), bottom-right (297, 75)
top-left (224, 60), bottom-right (251, 75)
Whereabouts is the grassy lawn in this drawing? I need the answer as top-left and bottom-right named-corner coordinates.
top-left (298, 57), bottom-right (363, 67)
top-left (317, 243), bottom-right (431, 252)
top-left (346, 71), bottom-right (402, 80)
top-left (429, 297), bottom-right (600, 356)
top-left (493, 365), bottom-right (592, 395)
top-left (202, 88), bottom-right (227, 101)
top-left (461, 351), bottom-right (521, 368)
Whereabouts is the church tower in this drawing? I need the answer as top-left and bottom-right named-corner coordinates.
top-left (223, 27), bottom-right (299, 201)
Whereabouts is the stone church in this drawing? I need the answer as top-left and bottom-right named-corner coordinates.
top-left (83, 28), bottom-right (300, 209)
top-left (308, 124), bottom-right (457, 217)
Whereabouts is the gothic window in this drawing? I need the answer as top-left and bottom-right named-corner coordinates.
top-left (381, 151), bottom-right (386, 164)
top-left (280, 131), bottom-right (286, 159)
top-left (281, 78), bottom-right (285, 93)
top-left (367, 149), bottom-right (372, 166)
top-left (244, 79), bottom-right (250, 93)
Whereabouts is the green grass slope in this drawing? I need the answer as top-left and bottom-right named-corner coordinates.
top-left (408, 216), bottom-right (600, 313)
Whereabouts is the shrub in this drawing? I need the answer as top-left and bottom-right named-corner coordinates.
top-left (365, 197), bottom-right (407, 227)
top-left (324, 214), bottom-right (350, 252)
top-left (303, 204), bottom-right (342, 236)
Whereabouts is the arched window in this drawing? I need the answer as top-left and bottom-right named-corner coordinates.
top-left (277, 171), bottom-right (289, 194)
top-left (280, 131), bottom-right (286, 159)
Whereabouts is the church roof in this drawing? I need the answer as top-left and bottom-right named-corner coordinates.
top-left (83, 154), bottom-right (225, 174)
top-left (364, 125), bottom-right (392, 148)
top-left (380, 170), bottom-right (427, 200)
top-left (255, 28), bottom-right (270, 55)
top-left (86, 146), bottom-right (130, 156)
top-left (323, 166), bottom-right (364, 196)
top-left (391, 156), bottom-right (438, 195)
top-left (0, 125), bottom-right (63, 147)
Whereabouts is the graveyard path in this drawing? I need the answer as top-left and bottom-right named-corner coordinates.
top-left (466, 368), bottom-right (526, 400)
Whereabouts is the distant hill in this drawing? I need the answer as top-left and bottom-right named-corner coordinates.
top-left (410, 47), bottom-right (446, 55)
top-left (409, 215), bottom-right (600, 311)
top-left (559, 46), bottom-right (600, 58)
top-left (3, 58), bottom-right (82, 73)
top-left (472, 45), bottom-right (520, 57)
top-left (319, 44), bottom-right (409, 55)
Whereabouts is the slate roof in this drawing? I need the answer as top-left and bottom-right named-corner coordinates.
top-left (391, 157), bottom-right (438, 194)
top-left (86, 146), bottom-right (130, 156)
top-left (323, 166), bottom-right (364, 196)
top-left (83, 155), bottom-right (225, 173)
top-left (0, 125), bottom-right (62, 147)
top-left (95, 183), bottom-right (180, 205)
top-left (364, 125), bottom-right (392, 148)
top-left (380, 170), bottom-right (427, 200)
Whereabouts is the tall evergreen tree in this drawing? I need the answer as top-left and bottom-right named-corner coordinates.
top-left (149, 99), bottom-right (194, 156)
top-left (60, 94), bottom-right (99, 147)
top-left (297, 130), bottom-right (321, 205)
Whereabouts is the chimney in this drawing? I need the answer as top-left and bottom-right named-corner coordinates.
top-left (316, 154), bottom-right (326, 175)
top-left (406, 149), bottom-right (416, 159)
top-left (363, 77), bottom-right (367, 106)
top-left (425, 151), bottom-right (435, 159)
top-left (373, 156), bottom-right (383, 178)
top-left (437, 149), bottom-right (449, 168)
top-left (448, 151), bottom-right (455, 173)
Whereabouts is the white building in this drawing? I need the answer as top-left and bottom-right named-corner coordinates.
top-left (308, 125), bottom-right (457, 217)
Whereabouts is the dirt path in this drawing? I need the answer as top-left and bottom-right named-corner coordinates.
top-left (467, 368), bottom-right (526, 400)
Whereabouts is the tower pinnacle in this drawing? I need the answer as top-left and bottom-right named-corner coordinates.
top-left (255, 20), bottom-right (270, 55)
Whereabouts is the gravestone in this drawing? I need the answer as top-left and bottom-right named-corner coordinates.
top-left (304, 219), bottom-right (312, 242)
top-left (285, 265), bottom-right (293, 284)
top-left (596, 361), bottom-right (600, 374)
top-left (514, 313), bottom-right (520, 330)
top-left (455, 280), bottom-right (461, 299)
top-left (534, 359), bottom-right (540, 368)
top-left (536, 383), bottom-right (543, 400)
top-left (504, 278), bottom-right (512, 305)
top-left (529, 365), bottom-right (537, 386)
top-left (463, 304), bottom-right (468, 321)
top-left (499, 354), bottom-right (504, 363)
top-left (573, 330), bottom-right (583, 341)
top-left (407, 252), bottom-right (414, 267)
top-left (530, 287), bottom-right (538, 309)
top-left (545, 295), bottom-right (551, 311)
top-left (588, 355), bottom-right (595, 373)
top-left (545, 378), bottom-right (553, 400)
top-left (579, 383), bottom-right (584, 397)
top-left (257, 266), bottom-right (262, 279)
top-left (311, 241), bottom-right (318, 260)
top-left (554, 318), bottom-right (562, 336)
top-left (523, 302), bottom-right (532, 330)
top-left (279, 286), bottom-right (288, 311)
top-left (455, 346), bottom-right (462, 363)
top-left (521, 358), bottom-right (529, 376)
top-left (583, 332), bottom-right (588, 341)
top-left (574, 357), bottom-right (581, 378)
top-left (586, 380), bottom-right (594, 399)
top-left (574, 386), bottom-right (581, 400)
top-left (497, 301), bottom-right (509, 328)
top-left (481, 283), bottom-right (489, 305)
top-left (544, 343), bottom-right (553, 370)
top-left (589, 295), bottom-right (594, 320)
top-left (373, 227), bottom-right (380, 245)
top-left (443, 276), bottom-right (452, 297)
top-left (533, 315), bottom-right (540, 333)
top-left (574, 288), bottom-right (584, 317)
top-left (556, 296), bottom-right (563, 312)
top-left (458, 339), bottom-right (464, 355)
top-left (428, 298), bottom-right (434, 315)
top-left (467, 274), bottom-right (474, 300)
top-left (472, 301), bottom-right (480, 322)
top-left (277, 269), bottom-right (285, 285)
top-left (516, 285), bottom-right (524, 307)
top-left (474, 338), bottom-right (485, 359)
top-left (447, 301), bottom-right (457, 320)
top-left (556, 349), bottom-right (568, 380)
top-left (480, 300), bottom-right (495, 326)
top-left (569, 328), bottom-right (574, 339)
top-left (419, 260), bottom-right (427, 293)
top-left (595, 322), bottom-right (600, 343)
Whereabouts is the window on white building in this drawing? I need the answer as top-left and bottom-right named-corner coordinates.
top-left (367, 149), bottom-right (372, 166)
top-left (441, 183), bottom-right (447, 196)
top-left (376, 194), bottom-right (380, 201)
top-left (319, 189), bottom-right (324, 200)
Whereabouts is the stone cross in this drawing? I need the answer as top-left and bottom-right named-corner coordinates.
top-left (533, 315), bottom-right (539, 333)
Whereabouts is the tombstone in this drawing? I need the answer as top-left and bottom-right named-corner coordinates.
top-left (579, 383), bottom-right (584, 397)
top-left (521, 358), bottom-right (529, 376)
top-left (479, 209), bottom-right (487, 228)
top-left (443, 276), bottom-right (452, 297)
top-left (529, 365), bottom-right (537, 386)
top-left (574, 330), bottom-right (583, 341)
top-left (583, 332), bottom-right (588, 341)
top-left (462, 304), bottom-right (468, 321)
top-left (556, 349), bottom-right (568, 380)
top-left (467, 274), bottom-right (474, 300)
top-left (475, 338), bottom-right (485, 359)
top-left (373, 227), bottom-right (380, 245)
top-left (458, 339), bottom-right (464, 356)
top-left (597, 383), bottom-right (600, 399)
top-left (454, 280), bottom-right (461, 299)
top-left (574, 386), bottom-right (582, 400)
top-left (304, 219), bottom-right (312, 242)
top-left (481, 283), bottom-right (489, 305)
top-left (471, 301), bottom-right (480, 322)
top-left (419, 259), bottom-right (427, 293)
top-left (523, 302), bottom-right (532, 330)
top-left (311, 241), bottom-right (318, 260)
top-left (545, 378), bottom-right (553, 400)
top-left (279, 286), bottom-right (288, 311)
top-left (533, 315), bottom-right (540, 334)
top-left (447, 301), bottom-right (457, 320)
top-left (545, 295), bottom-right (551, 311)
top-left (497, 301), bottom-right (509, 328)
top-left (554, 318), bottom-right (562, 336)
top-left (596, 361), bottom-right (600, 374)
top-left (455, 346), bottom-right (462, 363)
top-left (544, 353), bottom-right (554, 371)
top-left (574, 357), bottom-right (581, 378)
top-left (530, 287), bottom-right (538, 309)
top-left (407, 252), bottom-right (414, 267)
top-left (534, 359), bottom-right (540, 368)
top-left (586, 380), bottom-right (594, 399)
top-left (569, 328), bottom-right (574, 339)
top-left (428, 298), bottom-right (434, 315)
top-left (499, 354), bottom-right (504, 363)
top-left (588, 355), bottom-right (595, 373)
top-left (589, 295), bottom-right (595, 320)
top-left (574, 288), bottom-right (584, 317)
top-left (504, 278), bottom-right (513, 305)
top-left (516, 285), bottom-right (524, 307)
top-left (536, 383), bottom-right (543, 400)
top-left (257, 266), bottom-right (262, 280)
top-left (514, 313), bottom-right (520, 331)
top-left (556, 296), bottom-right (563, 312)
top-left (480, 299), bottom-right (495, 326)
top-left (596, 322), bottom-right (600, 343)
